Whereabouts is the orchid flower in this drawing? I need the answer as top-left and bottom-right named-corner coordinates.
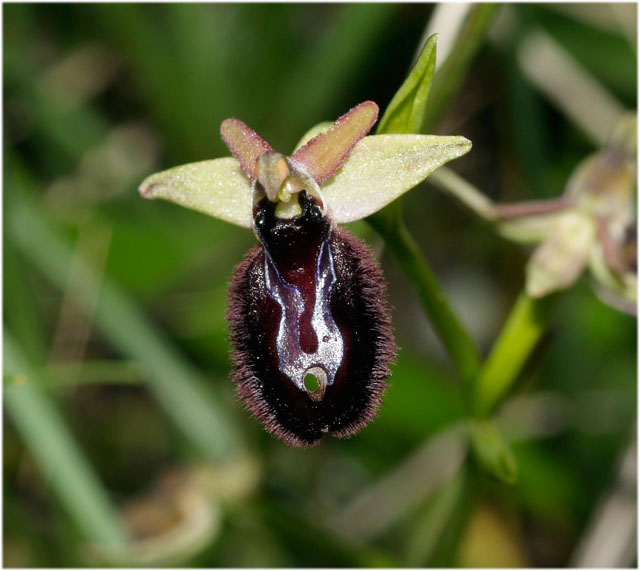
top-left (431, 113), bottom-right (637, 315)
top-left (139, 101), bottom-right (471, 446)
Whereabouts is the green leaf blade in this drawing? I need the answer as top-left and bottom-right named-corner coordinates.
top-left (470, 420), bottom-right (518, 484)
top-left (376, 34), bottom-right (438, 135)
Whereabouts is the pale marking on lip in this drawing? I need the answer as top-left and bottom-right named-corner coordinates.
top-left (263, 237), bottom-right (344, 399)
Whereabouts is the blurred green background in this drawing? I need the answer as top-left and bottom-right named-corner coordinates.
top-left (3, 3), bottom-right (636, 567)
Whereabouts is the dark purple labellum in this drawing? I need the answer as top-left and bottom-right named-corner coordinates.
top-left (227, 192), bottom-right (395, 447)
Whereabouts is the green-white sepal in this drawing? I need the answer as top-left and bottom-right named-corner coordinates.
top-left (139, 157), bottom-right (253, 228)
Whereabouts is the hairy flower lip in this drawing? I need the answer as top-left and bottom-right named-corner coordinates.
top-left (226, 219), bottom-right (396, 447)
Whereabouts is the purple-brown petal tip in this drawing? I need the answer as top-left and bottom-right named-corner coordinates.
top-left (221, 118), bottom-right (273, 181)
top-left (292, 101), bottom-right (379, 185)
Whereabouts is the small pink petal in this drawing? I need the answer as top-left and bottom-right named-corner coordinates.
top-left (292, 101), bottom-right (378, 185)
top-left (221, 118), bottom-right (273, 181)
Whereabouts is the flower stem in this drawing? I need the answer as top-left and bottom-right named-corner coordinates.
top-left (473, 291), bottom-right (558, 417)
top-left (368, 205), bottom-right (481, 384)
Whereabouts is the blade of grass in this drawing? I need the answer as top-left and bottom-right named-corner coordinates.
top-left (9, 360), bottom-right (145, 388)
top-left (3, 237), bottom-right (48, 363)
top-left (277, 4), bottom-right (395, 142)
top-left (96, 4), bottom-right (240, 161)
top-left (417, 4), bottom-right (471, 67)
top-left (423, 4), bottom-right (500, 130)
top-left (518, 29), bottom-right (625, 146)
top-left (404, 469), bottom-right (467, 566)
top-left (6, 160), bottom-right (243, 460)
top-left (569, 432), bottom-right (637, 567)
top-left (4, 35), bottom-right (109, 166)
top-left (4, 330), bottom-right (130, 553)
top-left (48, 220), bottom-right (111, 364)
top-left (427, 464), bottom-right (479, 567)
top-left (328, 424), bottom-right (468, 542)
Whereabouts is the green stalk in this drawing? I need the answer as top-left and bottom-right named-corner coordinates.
top-left (423, 4), bottom-right (500, 130)
top-left (473, 292), bottom-right (558, 417)
top-left (29, 360), bottom-right (144, 388)
top-left (4, 330), bottom-right (130, 554)
top-left (370, 31), bottom-right (483, 385)
top-left (368, 208), bottom-right (481, 384)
